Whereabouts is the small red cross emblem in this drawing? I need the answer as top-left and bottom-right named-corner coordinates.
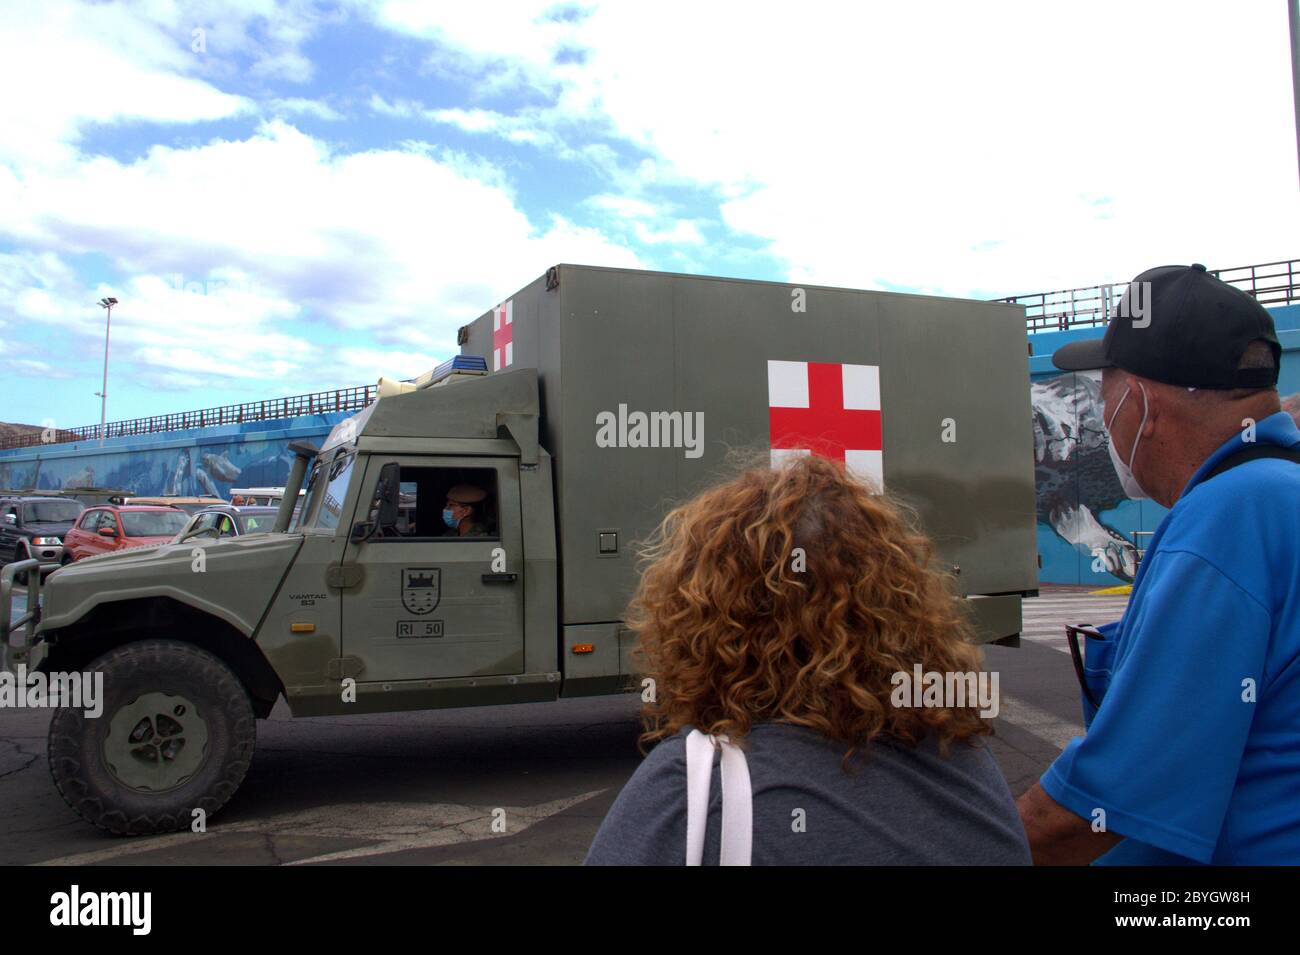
top-left (493, 301), bottom-right (513, 371)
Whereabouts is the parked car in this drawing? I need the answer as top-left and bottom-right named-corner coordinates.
top-left (107, 495), bottom-right (226, 514)
top-left (175, 505), bottom-right (280, 542)
top-left (62, 505), bottom-right (191, 562)
top-left (0, 487), bottom-right (131, 507)
top-left (0, 496), bottom-right (84, 581)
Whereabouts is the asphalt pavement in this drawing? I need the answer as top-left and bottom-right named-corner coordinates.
top-left (0, 585), bottom-right (1126, 865)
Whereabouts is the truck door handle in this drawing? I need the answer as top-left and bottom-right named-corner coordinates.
top-left (482, 573), bottom-right (517, 583)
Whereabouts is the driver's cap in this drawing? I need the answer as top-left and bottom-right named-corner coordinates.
top-left (447, 484), bottom-right (486, 505)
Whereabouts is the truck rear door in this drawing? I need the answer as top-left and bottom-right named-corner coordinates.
top-left (339, 455), bottom-right (525, 683)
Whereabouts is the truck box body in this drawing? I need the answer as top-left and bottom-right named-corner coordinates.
top-left (459, 265), bottom-right (1037, 637)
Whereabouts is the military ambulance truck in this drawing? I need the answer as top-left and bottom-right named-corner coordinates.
top-left (1, 264), bottom-right (1037, 834)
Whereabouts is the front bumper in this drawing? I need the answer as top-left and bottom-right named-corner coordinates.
top-left (28, 543), bottom-right (64, 568)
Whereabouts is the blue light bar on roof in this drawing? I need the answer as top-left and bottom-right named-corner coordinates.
top-left (426, 354), bottom-right (488, 386)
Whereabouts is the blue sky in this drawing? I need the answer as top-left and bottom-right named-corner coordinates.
top-left (1, 0), bottom-right (1296, 431)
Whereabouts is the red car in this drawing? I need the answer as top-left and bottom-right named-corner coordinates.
top-left (62, 505), bottom-right (190, 563)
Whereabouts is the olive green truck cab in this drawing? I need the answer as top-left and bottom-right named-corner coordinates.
top-left (0, 265), bottom-right (1037, 834)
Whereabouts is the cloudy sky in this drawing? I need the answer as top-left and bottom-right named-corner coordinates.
top-left (1, 0), bottom-right (1296, 430)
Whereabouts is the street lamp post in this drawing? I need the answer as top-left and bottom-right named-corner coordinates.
top-left (97, 297), bottom-right (117, 446)
top-left (1291, 0), bottom-right (1300, 190)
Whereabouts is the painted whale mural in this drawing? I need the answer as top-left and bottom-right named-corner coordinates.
top-left (1031, 371), bottom-right (1139, 581)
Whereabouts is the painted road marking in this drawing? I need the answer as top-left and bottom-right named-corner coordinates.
top-left (36, 791), bottom-right (607, 867)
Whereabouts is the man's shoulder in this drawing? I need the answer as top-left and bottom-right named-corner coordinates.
top-left (1171, 446), bottom-right (1300, 544)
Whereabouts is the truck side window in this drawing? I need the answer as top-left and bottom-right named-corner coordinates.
top-left (368, 466), bottom-right (499, 540)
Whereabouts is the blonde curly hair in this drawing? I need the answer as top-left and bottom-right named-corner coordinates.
top-left (628, 453), bottom-right (992, 763)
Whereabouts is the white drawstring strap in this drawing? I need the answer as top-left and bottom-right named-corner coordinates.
top-left (684, 729), bottom-right (753, 866)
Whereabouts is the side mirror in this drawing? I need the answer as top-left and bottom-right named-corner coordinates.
top-left (97, 526), bottom-right (117, 538)
top-left (4, 514), bottom-right (15, 525)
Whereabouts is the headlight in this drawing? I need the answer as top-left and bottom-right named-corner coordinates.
top-left (31, 537), bottom-right (62, 545)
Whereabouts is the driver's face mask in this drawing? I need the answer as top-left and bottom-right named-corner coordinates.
top-left (1105, 381), bottom-right (1151, 500)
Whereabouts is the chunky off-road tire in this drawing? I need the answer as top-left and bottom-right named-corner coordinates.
top-left (48, 640), bottom-right (256, 836)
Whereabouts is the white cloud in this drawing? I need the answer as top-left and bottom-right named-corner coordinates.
top-left (633, 220), bottom-right (704, 246)
top-left (368, 96), bottom-right (567, 151)
top-left (0, 1), bottom-right (252, 168)
top-left (0, 120), bottom-right (641, 391)
top-left (374, 0), bottom-right (1300, 296)
top-left (585, 194), bottom-right (704, 246)
top-left (587, 195), bottom-right (658, 220)
top-left (6, 0), bottom-right (1296, 425)
top-left (371, 0), bottom-right (589, 93)
top-left (269, 97), bottom-right (344, 121)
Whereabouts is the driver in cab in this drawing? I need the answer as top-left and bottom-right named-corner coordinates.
top-left (442, 484), bottom-right (489, 537)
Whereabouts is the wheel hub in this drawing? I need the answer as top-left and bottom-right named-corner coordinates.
top-left (104, 692), bottom-right (209, 792)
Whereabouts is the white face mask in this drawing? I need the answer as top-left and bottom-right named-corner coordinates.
top-left (1105, 382), bottom-right (1150, 500)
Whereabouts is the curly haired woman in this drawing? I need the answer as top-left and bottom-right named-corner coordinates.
top-left (585, 454), bottom-right (1030, 865)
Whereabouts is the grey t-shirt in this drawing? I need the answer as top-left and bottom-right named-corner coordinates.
top-left (585, 722), bottom-right (1030, 865)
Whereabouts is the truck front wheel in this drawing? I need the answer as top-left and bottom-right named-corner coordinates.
top-left (48, 640), bottom-right (256, 835)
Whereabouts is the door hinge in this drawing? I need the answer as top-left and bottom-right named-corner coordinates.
top-left (326, 563), bottom-right (365, 590)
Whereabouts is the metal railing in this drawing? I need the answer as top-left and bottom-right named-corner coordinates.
top-left (1002, 257), bottom-right (1299, 333)
top-left (1133, 530), bottom-right (1154, 566)
top-left (4, 257), bottom-right (1296, 450)
top-left (0, 385), bottom-right (376, 451)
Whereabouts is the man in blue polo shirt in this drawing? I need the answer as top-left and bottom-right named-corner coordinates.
top-left (1017, 263), bottom-right (1300, 865)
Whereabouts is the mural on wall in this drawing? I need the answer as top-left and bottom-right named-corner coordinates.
top-left (0, 418), bottom-right (345, 498)
top-left (1033, 370), bottom-right (1300, 583)
top-left (1032, 371), bottom-right (1139, 581)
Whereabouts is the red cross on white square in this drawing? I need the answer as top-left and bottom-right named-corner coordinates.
top-left (768, 360), bottom-right (883, 489)
top-left (493, 300), bottom-right (513, 371)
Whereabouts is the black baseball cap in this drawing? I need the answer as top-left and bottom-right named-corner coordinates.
top-left (1051, 263), bottom-right (1281, 389)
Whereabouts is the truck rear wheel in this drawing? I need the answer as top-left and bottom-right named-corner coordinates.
top-left (48, 640), bottom-right (256, 836)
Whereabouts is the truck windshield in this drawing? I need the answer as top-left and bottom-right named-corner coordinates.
top-left (299, 450), bottom-right (355, 531)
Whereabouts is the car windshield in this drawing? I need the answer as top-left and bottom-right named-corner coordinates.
top-left (23, 501), bottom-right (82, 523)
top-left (237, 513), bottom-right (277, 534)
top-left (120, 511), bottom-right (189, 537)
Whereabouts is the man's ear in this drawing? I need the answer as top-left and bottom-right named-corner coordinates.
top-left (1137, 378), bottom-right (1162, 436)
